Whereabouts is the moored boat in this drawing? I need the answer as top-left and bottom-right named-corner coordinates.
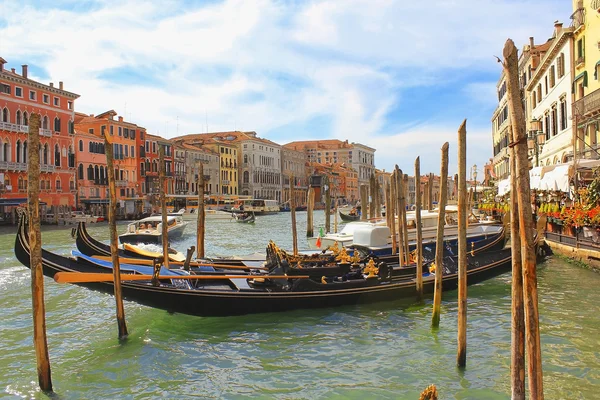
top-left (339, 209), bottom-right (361, 222)
top-left (15, 214), bottom-right (513, 317)
top-left (119, 215), bottom-right (188, 245)
top-left (233, 212), bottom-right (256, 224)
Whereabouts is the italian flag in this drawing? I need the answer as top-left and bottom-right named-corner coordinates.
top-left (315, 227), bottom-right (324, 248)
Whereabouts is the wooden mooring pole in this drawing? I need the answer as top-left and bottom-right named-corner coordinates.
top-left (402, 173), bottom-right (410, 264)
top-left (28, 113), bottom-right (52, 391)
top-left (105, 132), bottom-right (128, 339)
top-left (197, 162), bottom-right (205, 259)
top-left (369, 173), bottom-right (376, 220)
top-left (360, 185), bottom-right (368, 221)
top-left (509, 125), bottom-right (526, 398)
top-left (457, 119), bottom-right (468, 367)
top-left (325, 176), bottom-right (331, 233)
top-left (290, 176), bottom-right (298, 255)
top-left (414, 157), bottom-right (423, 300)
top-left (159, 145), bottom-right (170, 270)
top-left (306, 187), bottom-right (314, 237)
top-left (431, 143), bottom-right (449, 328)
top-left (428, 173), bottom-right (434, 211)
top-left (395, 167), bottom-right (407, 265)
top-left (503, 39), bottom-right (542, 398)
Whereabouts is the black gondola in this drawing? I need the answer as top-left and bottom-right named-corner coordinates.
top-left (16, 214), bottom-right (513, 317)
top-left (339, 210), bottom-right (361, 222)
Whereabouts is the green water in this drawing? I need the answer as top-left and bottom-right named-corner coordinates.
top-left (1, 212), bottom-right (599, 399)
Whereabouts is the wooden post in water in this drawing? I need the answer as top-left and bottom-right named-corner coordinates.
top-left (105, 132), bottom-right (128, 339)
top-left (431, 142), bottom-right (449, 328)
top-left (414, 157), bottom-right (423, 300)
top-left (360, 185), bottom-right (368, 221)
top-left (395, 167), bottom-right (407, 266)
top-left (306, 187), bottom-right (314, 237)
top-left (158, 145), bottom-right (169, 270)
top-left (390, 171), bottom-right (399, 261)
top-left (290, 175), bottom-right (298, 255)
top-left (369, 173), bottom-right (376, 220)
top-left (27, 114), bottom-right (52, 391)
top-left (325, 176), bottom-right (331, 233)
top-left (423, 180), bottom-right (429, 213)
top-left (334, 202), bottom-right (338, 233)
top-left (457, 119), bottom-right (468, 368)
top-left (375, 179), bottom-right (382, 218)
top-left (196, 163), bottom-right (205, 259)
top-left (509, 125), bottom-right (526, 398)
top-left (503, 38), bottom-right (542, 398)
top-left (402, 173), bottom-right (410, 264)
top-left (428, 173), bottom-right (434, 211)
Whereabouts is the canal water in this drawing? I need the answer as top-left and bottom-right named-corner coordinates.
top-left (1, 212), bottom-right (599, 399)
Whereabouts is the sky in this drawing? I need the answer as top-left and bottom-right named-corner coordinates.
top-left (0, 0), bottom-right (573, 180)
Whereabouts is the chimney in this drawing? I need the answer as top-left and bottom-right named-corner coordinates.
top-left (529, 37), bottom-right (534, 50)
top-left (49, 82), bottom-right (54, 87)
top-left (0, 57), bottom-right (6, 72)
top-left (11, 68), bottom-right (15, 73)
top-left (59, 81), bottom-right (63, 90)
top-left (118, 116), bottom-right (123, 122)
top-left (22, 65), bottom-right (28, 79)
top-left (554, 21), bottom-right (563, 37)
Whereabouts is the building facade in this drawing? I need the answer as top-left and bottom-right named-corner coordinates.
top-left (281, 147), bottom-right (308, 206)
top-left (0, 59), bottom-right (79, 220)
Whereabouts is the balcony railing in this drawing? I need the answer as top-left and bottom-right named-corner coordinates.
top-left (573, 88), bottom-right (600, 119)
top-left (40, 129), bottom-right (52, 137)
top-left (40, 164), bottom-right (56, 173)
top-left (575, 55), bottom-right (585, 66)
top-left (0, 161), bottom-right (27, 171)
top-left (570, 3), bottom-right (585, 31)
top-left (0, 121), bottom-right (29, 133)
top-left (115, 180), bottom-right (128, 187)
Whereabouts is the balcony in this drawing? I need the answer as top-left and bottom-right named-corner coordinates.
top-left (575, 55), bottom-right (585, 67)
top-left (570, 3), bottom-right (585, 31)
top-left (115, 180), bottom-right (128, 187)
top-left (94, 179), bottom-right (108, 186)
top-left (40, 164), bottom-right (56, 173)
top-left (0, 161), bottom-right (27, 171)
top-left (573, 88), bottom-right (600, 120)
top-left (40, 129), bottom-right (52, 137)
top-left (0, 121), bottom-right (29, 133)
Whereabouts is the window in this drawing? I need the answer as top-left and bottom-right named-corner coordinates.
top-left (54, 117), bottom-right (61, 132)
top-left (15, 87), bottom-right (22, 97)
top-left (23, 112), bottom-right (28, 126)
top-left (558, 53), bottom-right (565, 78)
top-left (130, 146), bottom-right (134, 158)
top-left (537, 84), bottom-right (542, 101)
top-left (110, 125), bottom-right (114, 135)
top-left (101, 125), bottom-right (106, 136)
top-left (68, 101), bottom-right (73, 110)
top-left (29, 90), bottom-right (36, 100)
top-left (79, 140), bottom-right (83, 152)
top-left (54, 144), bottom-right (61, 166)
top-left (53, 97), bottom-right (59, 107)
top-left (560, 98), bottom-right (568, 130)
top-left (577, 38), bottom-right (585, 63)
top-left (0, 83), bottom-right (10, 94)
top-left (88, 128), bottom-right (94, 134)
top-left (118, 126), bottom-right (122, 136)
top-left (2, 107), bottom-right (8, 122)
top-left (42, 94), bottom-right (49, 104)
top-left (549, 66), bottom-right (555, 88)
top-left (125, 145), bottom-right (129, 158)
top-left (68, 120), bottom-right (74, 134)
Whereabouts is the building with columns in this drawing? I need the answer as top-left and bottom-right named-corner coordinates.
top-left (0, 58), bottom-right (79, 220)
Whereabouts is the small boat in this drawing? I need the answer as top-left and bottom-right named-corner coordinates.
top-left (339, 210), bottom-right (361, 222)
top-left (119, 215), bottom-right (188, 245)
top-left (14, 214), bottom-right (514, 317)
top-left (233, 212), bottom-right (256, 224)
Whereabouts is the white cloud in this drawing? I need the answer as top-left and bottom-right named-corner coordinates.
top-left (0, 0), bottom-right (572, 174)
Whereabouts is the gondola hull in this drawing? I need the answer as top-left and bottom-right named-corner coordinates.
top-left (339, 210), bottom-right (361, 222)
top-left (16, 216), bottom-right (513, 317)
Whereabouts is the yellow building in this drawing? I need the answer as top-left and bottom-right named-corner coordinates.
top-left (572, 0), bottom-right (600, 159)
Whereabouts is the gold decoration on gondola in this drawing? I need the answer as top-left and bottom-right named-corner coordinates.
top-left (350, 249), bottom-right (361, 266)
top-left (471, 241), bottom-right (475, 256)
top-left (327, 242), bottom-right (341, 255)
top-left (321, 276), bottom-right (327, 284)
top-left (409, 249), bottom-right (417, 263)
top-left (419, 384), bottom-right (438, 400)
top-left (428, 262), bottom-right (436, 274)
top-left (335, 247), bottom-right (351, 264)
top-left (363, 258), bottom-right (379, 279)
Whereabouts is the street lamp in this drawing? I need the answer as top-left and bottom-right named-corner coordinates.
top-left (530, 118), bottom-right (544, 167)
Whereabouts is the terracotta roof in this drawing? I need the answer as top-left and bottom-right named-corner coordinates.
top-left (173, 131), bottom-right (280, 148)
top-left (283, 139), bottom-right (353, 151)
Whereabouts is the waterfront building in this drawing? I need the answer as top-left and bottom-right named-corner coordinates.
top-left (173, 142), bottom-right (187, 195)
top-left (0, 59), bottom-right (79, 220)
top-left (572, 0), bottom-right (600, 161)
top-left (73, 124), bottom-right (108, 216)
top-left (173, 132), bottom-right (241, 197)
top-left (281, 146), bottom-right (308, 206)
top-left (171, 139), bottom-right (219, 196)
top-left (238, 132), bottom-right (281, 201)
top-left (527, 23), bottom-right (574, 166)
top-left (74, 111), bottom-right (141, 203)
top-left (284, 139), bottom-right (376, 187)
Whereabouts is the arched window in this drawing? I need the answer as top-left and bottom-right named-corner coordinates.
top-left (78, 164), bottom-right (84, 180)
top-left (16, 141), bottom-right (21, 163)
top-left (79, 140), bottom-right (83, 152)
top-left (54, 144), bottom-right (61, 166)
top-left (140, 162), bottom-right (145, 175)
top-left (243, 171), bottom-right (249, 183)
top-left (56, 179), bottom-right (61, 190)
top-left (16, 110), bottom-right (22, 125)
top-left (87, 165), bottom-right (94, 180)
top-left (2, 108), bottom-right (8, 123)
top-left (42, 116), bottom-right (49, 130)
top-left (68, 146), bottom-right (75, 168)
top-left (89, 142), bottom-right (93, 152)
top-left (43, 144), bottom-right (49, 165)
top-left (3, 141), bottom-right (11, 162)
top-left (23, 141), bottom-right (27, 164)
top-left (94, 165), bottom-right (99, 181)
top-left (54, 117), bottom-right (61, 132)
top-left (23, 112), bottom-right (28, 126)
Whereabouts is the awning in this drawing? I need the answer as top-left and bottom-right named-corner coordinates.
top-left (0, 198), bottom-right (47, 206)
top-left (538, 164), bottom-right (571, 192)
top-left (81, 199), bottom-right (110, 204)
top-left (497, 178), bottom-right (511, 196)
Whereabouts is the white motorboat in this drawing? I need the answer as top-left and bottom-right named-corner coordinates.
top-left (119, 215), bottom-right (188, 245)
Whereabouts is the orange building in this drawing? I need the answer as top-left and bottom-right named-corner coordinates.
top-left (0, 59), bottom-right (79, 222)
top-left (74, 110), bottom-right (142, 206)
top-left (73, 123), bottom-right (108, 216)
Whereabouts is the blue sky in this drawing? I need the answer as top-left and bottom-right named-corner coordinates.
top-left (0, 0), bottom-right (572, 178)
